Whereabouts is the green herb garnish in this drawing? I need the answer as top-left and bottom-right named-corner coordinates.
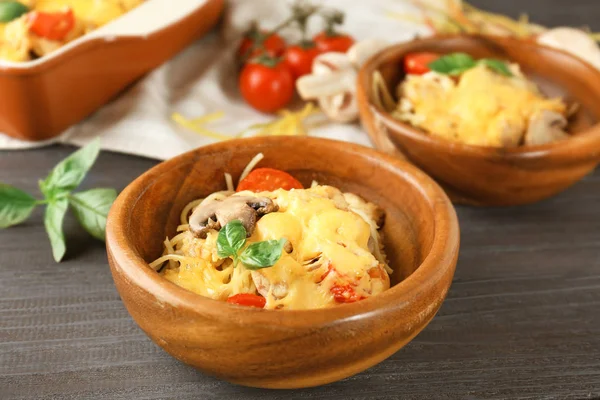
top-left (478, 58), bottom-right (513, 77)
top-left (0, 1), bottom-right (29, 23)
top-left (0, 139), bottom-right (117, 262)
top-left (216, 220), bottom-right (286, 270)
top-left (428, 52), bottom-right (513, 77)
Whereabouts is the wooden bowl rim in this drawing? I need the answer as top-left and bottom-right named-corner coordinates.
top-left (358, 34), bottom-right (600, 164)
top-left (106, 137), bottom-right (459, 328)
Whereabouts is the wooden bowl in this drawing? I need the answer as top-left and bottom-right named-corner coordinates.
top-left (105, 137), bottom-right (459, 388)
top-left (357, 35), bottom-right (600, 206)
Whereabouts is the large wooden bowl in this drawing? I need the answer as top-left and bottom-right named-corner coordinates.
top-left (357, 35), bottom-right (600, 206)
top-left (105, 137), bottom-right (459, 388)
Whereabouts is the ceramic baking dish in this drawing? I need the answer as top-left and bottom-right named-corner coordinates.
top-left (0, 0), bottom-right (224, 142)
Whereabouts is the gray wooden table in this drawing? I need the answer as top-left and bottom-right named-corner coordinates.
top-left (2, 1), bottom-right (600, 399)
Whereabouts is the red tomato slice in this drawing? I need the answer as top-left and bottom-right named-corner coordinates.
top-left (28, 8), bottom-right (74, 41)
top-left (330, 283), bottom-right (365, 303)
top-left (226, 293), bottom-right (266, 308)
top-left (404, 52), bottom-right (440, 75)
top-left (237, 168), bottom-right (304, 192)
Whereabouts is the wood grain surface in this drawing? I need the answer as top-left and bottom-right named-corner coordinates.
top-left (1, 0), bottom-right (600, 398)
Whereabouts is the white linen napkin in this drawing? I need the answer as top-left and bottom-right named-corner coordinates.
top-left (0, 0), bottom-right (429, 160)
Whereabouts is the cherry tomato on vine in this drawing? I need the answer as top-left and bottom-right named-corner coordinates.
top-left (238, 30), bottom-right (286, 60)
top-left (283, 43), bottom-right (320, 79)
top-left (313, 31), bottom-right (355, 53)
top-left (404, 52), bottom-right (440, 75)
top-left (239, 58), bottom-right (294, 113)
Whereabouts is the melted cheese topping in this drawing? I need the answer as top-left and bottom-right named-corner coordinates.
top-left (396, 64), bottom-right (567, 147)
top-left (160, 186), bottom-right (390, 310)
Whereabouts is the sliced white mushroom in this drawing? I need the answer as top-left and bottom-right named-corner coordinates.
top-left (318, 92), bottom-right (358, 123)
top-left (295, 39), bottom-right (390, 123)
top-left (296, 68), bottom-right (357, 99)
top-left (524, 110), bottom-right (570, 146)
top-left (537, 27), bottom-right (600, 71)
top-left (188, 196), bottom-right (278, 239)
top-left (312, 52), bottom-right (354, 75)
top-left (297, 52), bottom-right (361, 122)
top-left (498, 117), bottom-right (526, 148)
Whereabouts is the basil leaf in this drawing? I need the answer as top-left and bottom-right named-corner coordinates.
top-left (69, 188), bottom-right (117, 241)
top-left (0, 184), bottom-right (37, 228)
top-left (0, 1), bottom-right (29, 23)
top-left (479, 58), bottom-right (513, 77)
top-left (44, 199), bottom-right (68, 262)
top-left (428, 52), bottom-right (476, 76)
top-left (40, 139), bottom-right (101, 199)
top-left (217, 220), bottom-right (247, 259)
top-left (240, 238), bottom-right (287, 270)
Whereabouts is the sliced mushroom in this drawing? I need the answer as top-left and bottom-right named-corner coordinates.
top-left (498, 117), bottom-right (526, 148)
top-left (189, 196), bottom-right (278, 238)
top-left (296, 52), bottom-right (359, 123)
top-left (524, 110), bottom-right (570, 146)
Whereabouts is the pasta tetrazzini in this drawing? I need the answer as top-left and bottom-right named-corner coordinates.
top-left (151, 153), bottom-right (392, 310)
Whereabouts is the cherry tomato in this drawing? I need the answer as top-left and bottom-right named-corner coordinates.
top-left (404, 52), bottom-right (440, 75)
top-left (28, 8), bottom-right (74, 41)
top-left (239, 60), bottom-right (294, 113)
top-left (226, 293), bottom-right (266, 308)
top-left (238, 30), bottom-right (286, 60)
top-left (330, 283), bottom-right (364, 303)
top-left (237, 168), bottom-right (304, 192)
top-left (313, 31), bottom-right (355, 53)
top-left (283, 43), bottom-right (320, 79)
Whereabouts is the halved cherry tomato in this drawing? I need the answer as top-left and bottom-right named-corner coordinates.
top-left (226, 293), bottom-right (266, 308)
top-left (404, 52), bottom-right (440, 75)
top-left (284, 43), bottom-right (320, 79)
top-left (330, 283), bottom-right (365, 303)
top-left (313, 31), bottom-right (355, 54)
top-left (238, 30), bottom-right (286, 60)
top-left (237, 168), bottom-right (304, 192)
top-left (239, 58), bottom-right (294, 113)
top-left (28, 8), bottom-right (74, 41)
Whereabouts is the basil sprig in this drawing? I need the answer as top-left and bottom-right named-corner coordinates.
top-left (216, 220), bottom-right (286, 270)
top-left (0, 1), bottom-right (29, 23)
top-left (428, 52), bottom-right (513, 77)
top-left (0, 139), bottom-right (117, 262)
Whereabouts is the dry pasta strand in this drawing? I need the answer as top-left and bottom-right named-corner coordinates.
top-left (238, 153), bottom-right (264, 184)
